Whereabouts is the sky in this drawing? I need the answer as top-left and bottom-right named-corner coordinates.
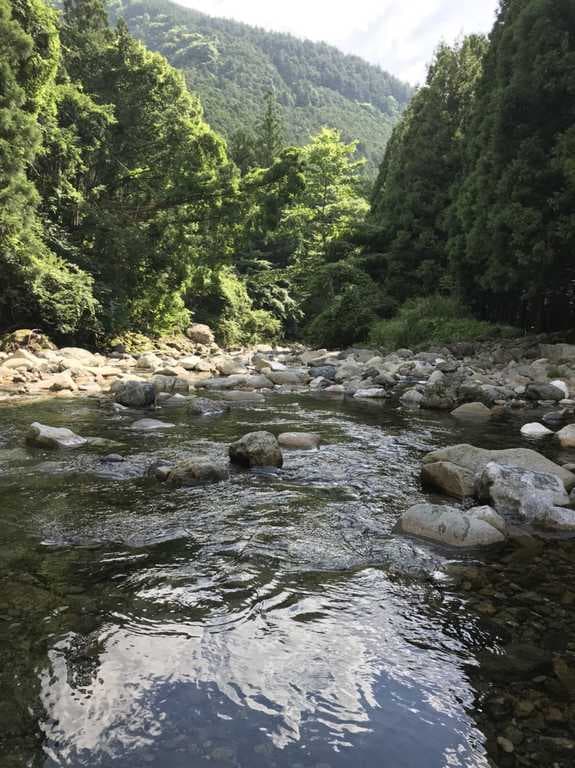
top-left (176, 0), bottom-right (499, 84)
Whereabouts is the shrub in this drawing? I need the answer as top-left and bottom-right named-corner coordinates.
top-left (369, 296), bottom-right (517, 350)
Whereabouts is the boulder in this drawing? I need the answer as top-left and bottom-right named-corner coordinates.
top-left (179, 355), bottom-right (204, 371)
top-left (519, 493), bottom-right (575, 530)
top-left (201, 375), bottom-right (248, 390)
top-left (399, 503), bottom-right (506, 547)
top-left (166, 458), bottom-right (229, 486)
top-left (353, 388), bottom-right (387, 399)
top-left (278, 432), bottom-right (321, 450)
top-left (422, 443), bottom-right (575, 498)
top-left (451, 402), bottom-right (492, 421)
top-left (557, 424), bottom-right (575, 448)
top-left (186, 323), bottom-right (215, 345)
top-left (49, 371), bottom-right (78, 392)
top-left (220, 390), bottom-right (265, 403)
top-left (309, 365), bottom-right (337, 381)
top-left (400, 388), bottom-right (424, 408)
top-left (26, 422), bottom-right (87, 449)
top-left (229, 431), bottom-right (283, 468)
top-left (253, 355), bottom-right (286, 373)
top-left (551, 379), bottom-right (569, 399)
top-left (540, 344), bottom-right (575, 364)
top-left (520, 422), bottom-right (554, 437)
top-left (214, 356), bottom-right (247, 376)
top-left (525, 382), bottom-right (565, 402)
top-left (188, 397), bottom-right (230, 416)
top-left (136, 352), bottom-right (162, 371)
top-left (151, 374), bottom-right (189, 395)
top-left (112, 380), bottom-right (156, 408)
top-left (157, 393), bottom-right (189, 407)
top-left (130, 418), bottom-right (176, 430)
top-left (57, 347), bottom-right (97, 364)
top-left (477, 462), bottom-right (570, 514)
top-left (266, 369), bottom-right (309, 386)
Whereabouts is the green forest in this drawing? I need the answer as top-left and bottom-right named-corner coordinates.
top-left (1, 0), bottom-right (574, 351)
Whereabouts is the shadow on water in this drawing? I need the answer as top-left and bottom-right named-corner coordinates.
top-left (0, 394), bottom-right (573, 766)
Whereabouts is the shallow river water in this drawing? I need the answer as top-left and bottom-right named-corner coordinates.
top-left (0, 393), bottom-right (573, 767)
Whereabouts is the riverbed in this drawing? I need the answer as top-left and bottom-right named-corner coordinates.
top-left (1, 393), bottom-right (574, 767)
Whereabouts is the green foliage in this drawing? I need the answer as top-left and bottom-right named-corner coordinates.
top-left (369, 296), bottom-right (516, 350)
top-left (110, 0), bottom-right (413, 177)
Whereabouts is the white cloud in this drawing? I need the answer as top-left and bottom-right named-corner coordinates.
top-left (175, 0), bottom-right (499, 83)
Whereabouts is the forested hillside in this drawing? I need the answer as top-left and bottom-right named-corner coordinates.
top-left (1, 0), bottom-right (573, 352)
top-left (108, 0), bottom-right (412, 176)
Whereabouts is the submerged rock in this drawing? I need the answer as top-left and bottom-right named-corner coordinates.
top-left (26, 422), bottom-right (87, 450)
top-left (422, 444), bottom-right (575, 498)
top-left (130, 418), bottom-right (176, 430)
top-left (400, 503), bottom-right (506, 547)
top-left (166, 458), bottom-right (229, 486)
top-left (451, 402), bottom-right (492, 421)
top-left (278, 432), bottom-right (321, 450)
top-left (112, 380), bottom-right (156, 408)
top-left (229, 431), bottom-right (283, 468)
top-left (188, 397), bottom-right (230, 416)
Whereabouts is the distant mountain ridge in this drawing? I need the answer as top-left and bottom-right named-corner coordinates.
top-left (111, 0), bottom-right (414, 174)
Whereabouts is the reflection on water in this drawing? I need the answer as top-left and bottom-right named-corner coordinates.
top-left (0, 394), bottom-right (565, 767)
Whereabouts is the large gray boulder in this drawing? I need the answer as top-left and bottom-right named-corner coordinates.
top-left (422, 443), bottom-right (575, 498)
top-left (476, 462), bottom-right (571, 514)
top-left (229, 431), bottom-right (283, 468)
top-left (112, 380), bottom-right (156, 408)
top-left (151, 374), bottom-right (189, 395)
top-left (186, 323), bottom-right (215, 345)
top-left (166, 458), bottom-right (229, 486)
top-left (26, 422), bottom-right (87, 449)
top-left (400, 503), bottom-right (506, 547)
top-left (267, 369), bottom-right (309, 386)
top-left (525, 382), bottom-right (565, 402)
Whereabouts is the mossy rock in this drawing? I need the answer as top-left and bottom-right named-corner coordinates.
top-left (108, 332), bottom-right (155, 354)
top-left (0, 329), bottom-right (55, 354)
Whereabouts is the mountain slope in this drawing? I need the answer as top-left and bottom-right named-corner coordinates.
top-left (110, 0), bottom-right (413, 175)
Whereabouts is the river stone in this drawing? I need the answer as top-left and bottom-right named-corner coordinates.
top-left (525, 382), bottom-right (565, 402)
top-left (229, 431), bottom-right (283, 468)
top-left (112, 380), bottom-right (156, 408)
top-left (519, 494), bottom-right (575, 530)
top-left (201, 375), bottom-right (249, 390)
top-left (550, 379), bottom-right (569, 399)
top-left (214, 357), bottom-right (247, 376)
top-left (400, 388), bottom-right (424, 408)
top-left (520, 422), bottom-right (554, 437)
top-left (253, 355), bottom-right (286, 373)
top-left (422, 444), bottom-right (575, 498)
top-left (157, 393), bottom-right (189, 407)
top-left (186, 323), bottom-right (214, 345)
top-left (451, 402), bottom-right (492, 421)
top-left (477, 462), bottom-right (570, 515)
top-left (130, 418), bottom-right (176, 430)
top-left (151, 374), bottom-right (189, 395)
top-left (556, 424), bottom-right (575, 448)
top-left (309, 365), bottom-right (337, 381)
top-left (479, 643), bottom-right (552, 681)
top-left (179, 355), bottom-right (204, 371)
top-left (266, 369), bottom-right (309, 386)
top-left (188, 397), bottom-right (230, 416)
top-left (400, 503), bottom-right (506, 547)
top-left (136, 352), bottom-right (162, 370)
top-left (26, 422), bottom-right (88, 450)
top-left (166, 458), bottom-right (229, 486)
top-left (278, 432), bottom-right (321, 450)
top-left (221, 390), bottom-right (265, 403)
top-left (353, 388), bottom-right (387, 399)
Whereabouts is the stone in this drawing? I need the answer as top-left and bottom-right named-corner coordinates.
top-left (422, 443), bottom-right (575, 498)
top-left (57, 347), bottom-right (97, 364)
top-left (157, 393), bottom-right (189, 407)
top-left (278, 432), bottom-right (321, 450)
top-left (266, 369), bottom-right (309, 386)
top-left (166, 458), bottom-right (229, 486)
top-left (399, 503), bottom-right (506, 547)
top-left (309, 365), bottom-right (337, 381)
top-left (112, 380), bottom-right (156, 408)
top-left (540, 343), bottom-right (575, 363)
top-left (136, 352), bottom-right (162, 370)
top-left (186, 323), bottom-right (215, 345)
top-left (477, 462), bottom-right (570, 514)
top-left (253, 355), bottom-right (286, 373)
top-left (26, 422), bottom-right (87, 449)
top-left (229, 431), bottom-right (283, 468)
top-left (101, 454), bottom-right (125, 463)
top-left (400, 388), bottom-right (424, 408)
top-left (520, 422), bottom-right (554, 437)
top-left (451, 402), bottom-right (492, 421)
top-left (353, 388), bottom-right (387, 399)
top-left (49, 371), bottom-right (77, 392)
top-left (480, 643), bottom-right (552, 680)
top-left (179, 355), bottom-right (204, 371)
top-left (151, 374), bottom-right (189, 395)
top-left (525, 382), bottom-right (565, 401)
top-left (130, 418), bottom-right (176, 430)
top-left (550, 379), bottom-right (569, 399)
top-left (188, 398), bottom-right (230, 416)
top-left (214, 356), bottom-right (247, 376)
top-left (220, 390), bottom-right (265, 403)
top-left (556, 424), bottom-right (575, 448)
top-left (520, 494), bottom-right (575, 530)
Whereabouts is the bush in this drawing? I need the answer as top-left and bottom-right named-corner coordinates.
top-left (369, 296), bottom-right (516, 350)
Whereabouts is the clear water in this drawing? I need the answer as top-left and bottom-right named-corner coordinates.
top-left (0, 394), bottom-right (570, 767)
